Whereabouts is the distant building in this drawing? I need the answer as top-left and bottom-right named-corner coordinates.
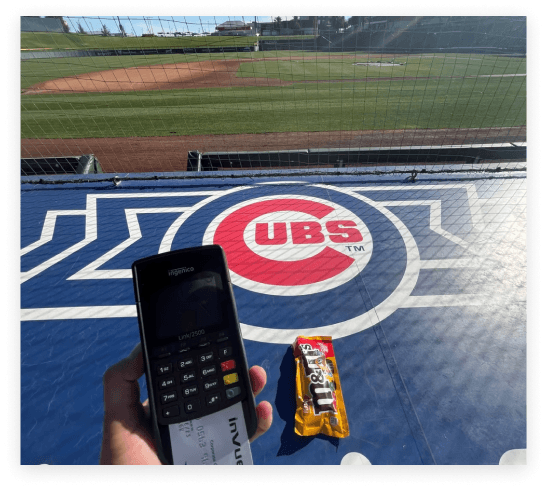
top-left (258, 17), bottom-right (317, 36)
top-left (158, 31), bottom-right (194, 37)
top-left (21, 16), bottom-right (68, 33)
top-left (215, 20), bottom-right (255, 36)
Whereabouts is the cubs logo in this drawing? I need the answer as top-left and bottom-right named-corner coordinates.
top-left (203, 195), bottom-right (373, 296)
top-left (170, 184), bottom-right (420, 343)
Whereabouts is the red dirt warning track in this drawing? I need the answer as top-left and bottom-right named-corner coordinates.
top-left (21, 127), bottom-right (526, 174)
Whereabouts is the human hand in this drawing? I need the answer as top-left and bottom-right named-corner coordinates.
top-left (100, 343), bottom-right (273, 464)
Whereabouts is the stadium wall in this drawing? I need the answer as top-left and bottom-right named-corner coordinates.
top-left (21, 16), bottom-right (66, 33)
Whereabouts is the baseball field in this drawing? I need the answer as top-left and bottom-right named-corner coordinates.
top-left (21, 34), bottom-right (526, 172)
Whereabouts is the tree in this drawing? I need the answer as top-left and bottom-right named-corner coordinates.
top-left (100, 24), bottom-right (111, 37)
top-left (76, 22), bottom-right (86, 34)
top-left (117, 16), bottom-right (126, 37)
top-left (274, 16), bottom-right (282, 32)
top-left (46, 16), bottom-right (69, 33)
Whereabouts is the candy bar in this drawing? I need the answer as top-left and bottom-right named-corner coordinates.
top-left (292, 336), bottom-right (349, 438)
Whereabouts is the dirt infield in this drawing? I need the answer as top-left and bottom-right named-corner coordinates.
top-left (21, 127), bottom-right (526, 174)
top-left (23, 59), bottom-right (294, 94)
top-left (22, 54), bottom-right (459, 94)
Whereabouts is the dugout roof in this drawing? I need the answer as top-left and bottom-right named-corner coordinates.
top-left (20, 164), bottom-right (526, 465)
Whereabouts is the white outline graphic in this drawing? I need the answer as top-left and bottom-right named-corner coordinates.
top-left (67, 208), bottom-right (190, 280)
top-left (344, 183), bottom-right (484, 231)
top-left (21, 182), bottom-right (499, 343)
top-left (21, 209), bottom-right (87, 256)
top-left (20, 191), bottom-right (224, 284)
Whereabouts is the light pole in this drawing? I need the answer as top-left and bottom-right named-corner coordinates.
top-left (254, 15), bottom-right (260, 51)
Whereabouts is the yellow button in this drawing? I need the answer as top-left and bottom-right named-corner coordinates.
top-left (223, 373), bottom-right (239, 385)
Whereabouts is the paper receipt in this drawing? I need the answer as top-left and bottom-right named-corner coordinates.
top-left (168, 402), bottom-right (253, 465)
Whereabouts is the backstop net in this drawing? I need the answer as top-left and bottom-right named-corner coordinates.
top-left (20, 16), bottom-right (526, 176)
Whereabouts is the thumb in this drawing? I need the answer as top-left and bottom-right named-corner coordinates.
top-left (103, 343), bottom-right (144, 414)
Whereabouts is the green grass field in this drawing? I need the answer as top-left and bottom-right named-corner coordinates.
top-left (21, 31), bottom-right (257, 51)
top-left (20, 32), bottom-right (315, 51)
top-left (21, 50), bottom-right (526, 139)
top-left (21, 76), bottom-right (526, 139)
top-left (237, 55), bottom-right (527, 81)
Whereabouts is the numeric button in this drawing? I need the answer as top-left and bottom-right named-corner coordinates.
top-left (178, 358), bottom-right (194, 370)
top-left (219, 346), bottom-right (232, 358)
top-left (181, 370), bottom-right (197, 384)
top-left (199, 351), bottom-right (215, 364)
top-left (156, 363), bottom-right (172, 375)
top-left (158, 377), bottom-right (175, 390)
top-left (204, 379), bottom-right (219, 391)
top-left (161, 391), bottom-right (177, 404)
top-left (182, 385), bottom-right (199, 397)
top-left (201, 365), bottom-right (217, 377)
top-left (184, 399), bottom-right (200, 414)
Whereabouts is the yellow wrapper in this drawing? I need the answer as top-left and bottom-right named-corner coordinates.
top-left (292, 336), bottom-right (350, 438)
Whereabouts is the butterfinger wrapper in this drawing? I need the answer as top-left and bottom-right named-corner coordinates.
top-left (292, 336), bottom-right (349, 438)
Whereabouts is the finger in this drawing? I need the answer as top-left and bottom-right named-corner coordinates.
top-left (142, 398), bottom-right (150, 419)
top-left (106, 343), bottom-right (143, 381)
top-left (249, 365), bottom-right (267, 397)
top-left (103, 343), bottom-right (144, 413)
top-left (249, 401), bottom-right (273, 443)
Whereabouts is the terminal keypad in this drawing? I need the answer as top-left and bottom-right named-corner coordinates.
top-left (152, 330), bottom-right (245, 424)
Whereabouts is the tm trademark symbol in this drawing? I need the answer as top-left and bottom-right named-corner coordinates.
top-left (346, 245), bottom-right (366, 252)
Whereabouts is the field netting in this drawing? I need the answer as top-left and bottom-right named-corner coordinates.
top-left (20, 16), bottom-right (526, 176)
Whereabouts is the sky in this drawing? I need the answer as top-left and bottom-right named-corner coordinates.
top-left (63, 16), bottom-right (288, 35)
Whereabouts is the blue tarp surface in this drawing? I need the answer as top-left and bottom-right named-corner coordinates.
top-left (20, 168), bottom-right (526, 464)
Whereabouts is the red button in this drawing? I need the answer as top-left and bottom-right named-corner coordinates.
top-left (221, 359), bottom-right (236, 372)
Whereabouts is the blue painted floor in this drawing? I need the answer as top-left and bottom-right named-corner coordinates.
top-left (20, 167), bottom-right (526, 464)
